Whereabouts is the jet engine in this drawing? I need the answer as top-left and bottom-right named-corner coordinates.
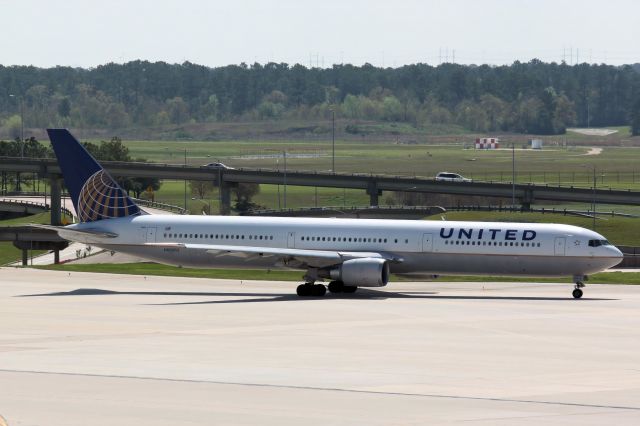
top-left (328, 258), bottom-right (389, 287)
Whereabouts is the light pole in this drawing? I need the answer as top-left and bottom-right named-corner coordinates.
top-left (331, 106), bottom-right (335, 173)
top-left (592, 167), bottom-right (596, 230)
top-left (583, 164), bottom-right (596, 230)
top-left (511, 142), bottom-right (516, 209)
top-left (184, 149), bottom-right (187, 211)
top-left (283, 150), bottom-right (287, 209)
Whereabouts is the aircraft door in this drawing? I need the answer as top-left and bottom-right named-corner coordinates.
top-left (554, 237), bottom-right (566, 256)
top-left (146, 227), bottom-right (157, 243)
top-left (422, 233), bottom-right (433, 252)
top-left (287, 231), bottom-right (296, 248)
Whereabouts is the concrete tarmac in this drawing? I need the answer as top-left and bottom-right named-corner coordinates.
top-left (1, 268), bottom-right (640, 425)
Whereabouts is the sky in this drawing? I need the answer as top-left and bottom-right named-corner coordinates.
top-left (1, 0), bottom-right (639, 68)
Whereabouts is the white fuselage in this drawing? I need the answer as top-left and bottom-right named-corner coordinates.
top-left (61, 215), bottom-right (623, 278)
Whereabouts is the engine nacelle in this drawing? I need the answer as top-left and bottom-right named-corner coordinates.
top-left (329, 258), bottom-right (390, 287)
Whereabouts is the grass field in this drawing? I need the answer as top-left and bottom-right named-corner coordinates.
top-left (34, 263), bottom-right (640, 285)
top-left (116, 140), bottom-right (640, 189)
top-left (118, 135), bottom-right (640, 213)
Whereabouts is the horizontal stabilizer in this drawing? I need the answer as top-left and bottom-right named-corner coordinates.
top-left (30, 224), bottom-right (118, 239)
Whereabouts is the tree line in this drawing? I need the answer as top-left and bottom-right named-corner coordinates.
top-left (1, 60), bottom-right (639, 135)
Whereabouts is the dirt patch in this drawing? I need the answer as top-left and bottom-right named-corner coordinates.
top-left (568, 128), bottom-right (618, 136)
top-left (584, 147), bottom-right (603, 156)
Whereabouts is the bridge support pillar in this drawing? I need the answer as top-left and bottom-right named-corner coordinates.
top-left (367, 182), bottom-right (381, 207)
top-left (22, 249), bottom-right (28, 266)
top-left (521, 187), bottom-right (534, 212)
top-left (54, 249), bottom-right (60, 264)
top-left (50, 175), bottom-right (62, 225)
top-left (220, 182), bottom-right (231, 215)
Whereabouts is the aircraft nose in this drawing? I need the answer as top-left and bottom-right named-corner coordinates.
top-left (612, 245), bottom-right (624, 259)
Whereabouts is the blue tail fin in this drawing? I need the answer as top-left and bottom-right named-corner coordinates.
top-left (47, 129), bottom-right (141, 223)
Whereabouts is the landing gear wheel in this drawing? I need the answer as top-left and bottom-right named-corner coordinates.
top-left (296, 284), bottom-right (311, 297)
top-left (328, 281), bottom-right (344, 293)
top-left (313, 284), bottom-right (326, 297)
top-left (572, 288), bottom-right (583, 299)
top-left (296, 283), bottom-right (326, 297)
top-left (342, 286), bottom-right (358, 294)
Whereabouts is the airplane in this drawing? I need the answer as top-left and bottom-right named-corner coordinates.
top-left (42, 128), bottom-right (623, 299)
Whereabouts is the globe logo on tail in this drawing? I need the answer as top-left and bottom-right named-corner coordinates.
top-left (77, 170), bottom-right (140, 222)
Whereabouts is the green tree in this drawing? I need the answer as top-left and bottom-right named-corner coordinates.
top-left (257, 101), bottom-right (285, 119)
top-left (202, 94), bottom-right (220, 121)
top-left (166, 97), bottom-right (189, 124)
top-left (455, 100), bottom-right (488, 132)
top-left (631, 98), bottom-right (640, 136)
top-left (3, 115), bottom-right (22, 140)
top-left (479, 94), bottom-right (507, 131)
top-left (382, 96), bottom-right (403, 121)
top-left (553, 94), bottom-right (577, 133)
top-left (232, 183), bottom-right (260, 212)
top-left (57, 97), bottom-right (71, 118)
top-left (190, 180), bottom-right (215, 199)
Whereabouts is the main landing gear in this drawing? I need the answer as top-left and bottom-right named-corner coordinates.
top-left (296, 281), bottom-right (358, 297)
top-left (572, 275), bottom-right (587, 299)
top-left (296, 283), bottom-right (326, 297)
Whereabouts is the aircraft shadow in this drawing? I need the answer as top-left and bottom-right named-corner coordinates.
top-left (17, 287), bottom-right (615, 305)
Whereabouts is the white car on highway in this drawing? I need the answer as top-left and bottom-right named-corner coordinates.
top-left (435, 172), bottom-right (472, 182)
top-left (202, 162), bottom-right (234, 170)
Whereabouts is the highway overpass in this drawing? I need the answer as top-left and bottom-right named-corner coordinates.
top-left (2, 157), bottom-right (640, 223)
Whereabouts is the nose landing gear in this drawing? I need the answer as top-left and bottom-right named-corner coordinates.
top-left (572, 275), bottom-right (587, 299)
top-left (572, 286), bottom-right (583, 299)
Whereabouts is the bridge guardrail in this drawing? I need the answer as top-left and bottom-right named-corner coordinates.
top-left (132, 198), bottom-right (186, 214)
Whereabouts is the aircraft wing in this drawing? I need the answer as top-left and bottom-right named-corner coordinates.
top-left (147, 242), bottom-right (403, 268)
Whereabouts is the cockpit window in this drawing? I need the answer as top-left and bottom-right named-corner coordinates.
top-left (588, 239), bottom-right (611, 247)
